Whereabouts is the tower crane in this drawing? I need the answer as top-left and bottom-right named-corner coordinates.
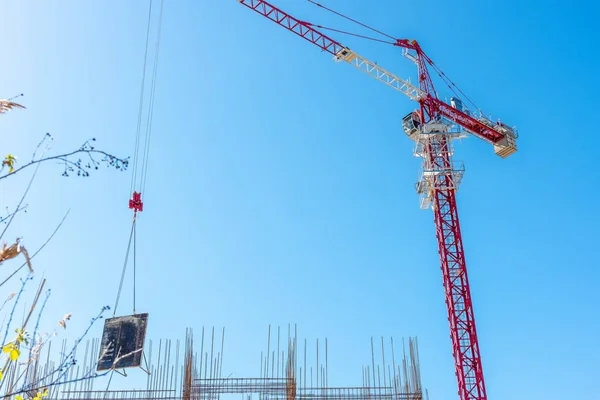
top-left (237, 1), bottom-right (518, 400)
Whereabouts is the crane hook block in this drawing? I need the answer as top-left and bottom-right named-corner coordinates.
top-left (129, 191), bottom-right (144, 213)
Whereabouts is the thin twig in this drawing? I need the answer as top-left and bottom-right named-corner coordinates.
top-left (0, 205), bottom-right (28, 225)
top-left (31, 133), bottom-right (53, 162)
top-left (1, 273), bottom-right (32, 345)
top-left (31, 306), bottom-right (110, 385)
top-left (0, 210), bottom-right (70, 289)
top-left (0, 273), bottom-right (33, 394)
top-left (7, 279), bottom-right (46, 394)
top-left (0, 133), bottom-right (54, 241)
top-left (0, 160), bottom-right (42, 242)
top-left (0, 293), bottom-right (16, 314)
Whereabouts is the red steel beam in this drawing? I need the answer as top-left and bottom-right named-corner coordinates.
top-left (427, 136), bottom-right (487, 400)
top-left (238, 0), bottom-right (344, 56)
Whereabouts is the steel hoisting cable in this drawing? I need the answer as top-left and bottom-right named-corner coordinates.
top-left (133, 220), bottom-right (137, 314)
top-left (306, 0), bottom-right (397, 41)
top-left (307, 23), bottom-right (396, 45)
top-left (140, 0), bottom-right (164, 196)
top-left (429, 62), bottom-right (484, 115)
top-left (113, 220), bottom-right (135, 317)
top-left (130, 0), bottom-right (163, 198)
top-left (130, 0), bottom-right (164, 314)
top-left (130, 0), bottom-right (154, 197)
top-left (309, 0), bottom-right (487, 117)
top-left (113, 0), bottom-right (164, 317)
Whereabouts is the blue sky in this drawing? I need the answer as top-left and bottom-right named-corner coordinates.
top-left (1, 0), bottom-right (599, 399)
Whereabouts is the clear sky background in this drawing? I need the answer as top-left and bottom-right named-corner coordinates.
top-left (1, 0), bottom-right (599, 399)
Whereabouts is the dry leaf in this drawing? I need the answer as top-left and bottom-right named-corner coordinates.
top-left (0, 100), bottom-right (25, 114)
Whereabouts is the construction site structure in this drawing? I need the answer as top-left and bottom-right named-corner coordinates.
top-left (0, 327), bottom-right (425, 400)
top-left (236, 2), bottom-right (519, 400)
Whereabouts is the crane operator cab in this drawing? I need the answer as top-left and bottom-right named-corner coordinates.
top-left (450, 97), bottom-right (463, 112)
top-left (402, 110), bottom-right (421, 141)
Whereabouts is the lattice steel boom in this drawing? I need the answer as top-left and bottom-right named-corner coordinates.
top-left (237, 0), bottom-right (421, 101)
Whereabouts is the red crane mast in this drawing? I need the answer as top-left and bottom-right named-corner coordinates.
top-left (237, 1), bottom-right (519, 400)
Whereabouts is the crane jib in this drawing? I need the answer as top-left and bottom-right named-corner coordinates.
top-left (238, 0), bottom-right (344, 56)
top-left (239, 0), bottom-right (517, 158)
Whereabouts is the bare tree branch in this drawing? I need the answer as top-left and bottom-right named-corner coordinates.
top-left (0, 137), bottom-right (129, 181)
top-left (0, 210), bottom-right (70, 289)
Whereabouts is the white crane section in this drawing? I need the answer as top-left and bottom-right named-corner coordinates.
top-left (334, 48), bottom-right (424, 102)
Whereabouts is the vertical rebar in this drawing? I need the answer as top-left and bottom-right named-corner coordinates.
top-left (199, 327), bottom-right (205, 383)
top-left (220, 327), bottom-right (225, 379)
top-left (166, 339), bottom-right (172, 393)
top-left (381, 337), bottom-right (386, 388)
top-left (267, 325), bottom-right (273, 380)
top-left (316, 338), bottom-right (319, 391)
top-left (210, 327), bottom-right (215, 382)
top-left (303, 338), bottom-right (307, 391)
top-left (204, 352), bottom-right (208, 380)
top-left (370, 337), bottom-right (376, 390)
top-left (175, 338), bottom-right (180, 398)
top-left (325, 337), bottom-right (328, 389)
top-left (387, 365), bottom-right (392, 397)
top-left (157, 339), bottom-right (163, 392)
top-left (391, 338), bottom-right (397, 396)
